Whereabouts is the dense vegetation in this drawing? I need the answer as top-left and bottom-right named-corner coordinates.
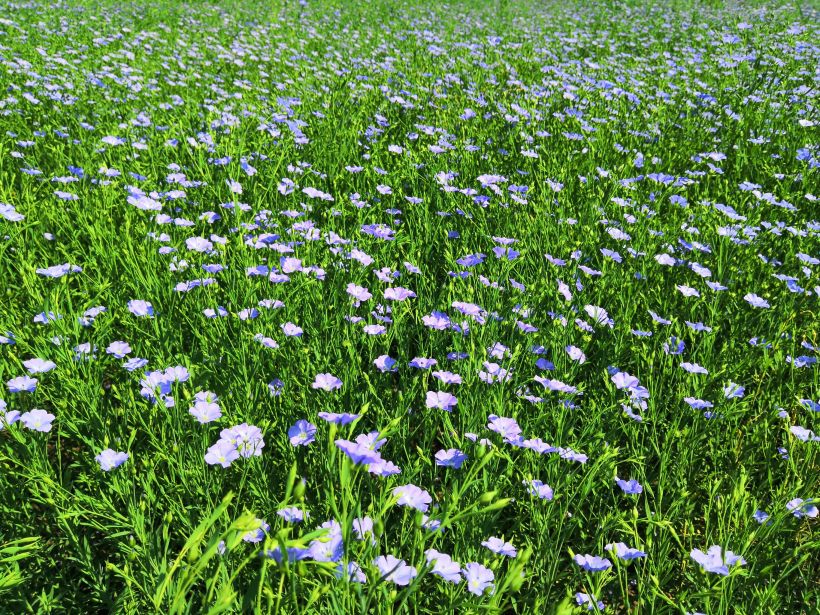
top-left (0, 1), bottom-right (817, 613)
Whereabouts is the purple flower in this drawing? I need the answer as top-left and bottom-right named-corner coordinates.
top-left (786, 498), bottom-right (818, 518)
top-left (128, 300), bottom-right (154, 317)
top-left (374, 355), bottom-right (397, 373)
top-left (432, 370), bottom-right (462, 384)
top-left (790, 426), bottom-right (820, 442)
top-left (615, 477), bottom-right (643, 495)
top-left (288, 420), bottom-right (317, 446)
top-left (309, 524), bottom-right (344, 562)
top-left (165, 366), bottom-right (189, 382)
top-left (219, 423), bottom-right (265, 458)
top-left (681, 362), bottom-right (708, 374)
top-left (565, 345), bottom-right (586, 363)
top-left (23, 358), bottom-right (56, 374)
top-left (266, 546), bottom-right (310, 564)
top-left (186, 236), bottom-right (213, 253)
top-left (409, 357), bottom-right (437, 369)
top-left (576, 593), bottom-right (605, 612)
top-left (584, 305), bottom-right (614, 327)
top-left (456, 253), bottom-right (486, 267)
top-left (534, 376), bottom-right (578, 394)
top-left (482, 536), bottom-right (516, 557)
top-left (106, 341), bottom-right (131, 358)
top-left (368, 459), bottom-right (401, 477)
top-left (435, 448), bottom-right (467, 469)
top-left (423, 311), bottom-right (451, 330)
top-left (684, 397), bottom-right (713, 410)
top-left (421, 515), bottom-right (443, 532)
top-left (374, 555), bottom-right (417, 586)
top-left (663, 336), bottom-right (685, 355)
top-left (573, 554), bottom-right (612, 572)
top-left (425, 550), bottom-right (462, 583)
top-left (524, 479), bottom-right (554, 500)
top-left (277, 507), bottom-right (306, 523)
top-left (676, 285), bottom-right (700, 298)
top-left (346, 283), bottom-right (372, 302)
top-left (355, 431), bottom-right (387, 451)
top-left (392, 484), bottom-right (432, 512)
top-left (336, 439), bottom-right (382, 465)
top-left (123, 357), bottom-right (148, 371)
top-left (690, 546), bottom-right (746, 575)
top-left (611, 371), bottom-right (639, 390)
top-left (753, 510), bottom-right (770, 524)
top-left (426, 391), bottom-right (457, 411)
top-left (204, 306), bottom-right (228, 319)
top-left (19, 409), bottom-right (54, 432)
top-left (238, 308), bottom-right (259, 321)
top-left (723, 382), bottom-right (745, 398)
top-left (281, 322), bottom-right (303, 337)
top-left (605, 542), bottom-right (647, 561)
top-left (302, 187), bottom-right (333, 201)
top-left (744, 293), bottom-right (770, 308)
top-left (96, 449), bottom-right (129, 471)
top-left (189, 400), bottom-right (222, 423)
top-left (254, 334), bottom-right (278, 349)
top-left (452, 301), bottom-right (483, 317)
top-left (335, 561), bottom-right (366, 583)
top-left (318, 412), bottom-right (359, 425)
top-left (312, 373), bottom-right (342, 391)
top-left (352, 516), bottom-right (374, 542)
top-left (383, 287), bottom-right (416, 301)
top-left (242, 518), bottom-right (269, 544)
top-left (36, 263), bottom-right (81, 278)
top-left (266, 378), bottom-right (284, 396)
top-left (205, 439), bottom-right (240, 467)
top-left (462, 562), bottom-right (494, 596)
top-left (7, 376), bottom-right (38, 393)
top-left (487, 415), bottom-right (522, 442)
top-left (493, 246), bottom-right (519, 260)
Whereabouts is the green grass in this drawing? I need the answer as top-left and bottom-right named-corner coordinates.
top-left (0, 0), bottom-right (818, 613)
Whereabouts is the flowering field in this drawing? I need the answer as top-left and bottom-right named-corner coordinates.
top-left (0, 0), bottom-right (818, 613)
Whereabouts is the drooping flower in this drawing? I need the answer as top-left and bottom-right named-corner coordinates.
top-left (605, 542), bottom-right (647, 561)
top-left (336, 439), bottom-right (382, 465)
top-left (573, 554), bottom-right (612, 572)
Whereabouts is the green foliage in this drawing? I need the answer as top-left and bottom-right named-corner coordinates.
top-left (0, 0), bottom-right (818, 613)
